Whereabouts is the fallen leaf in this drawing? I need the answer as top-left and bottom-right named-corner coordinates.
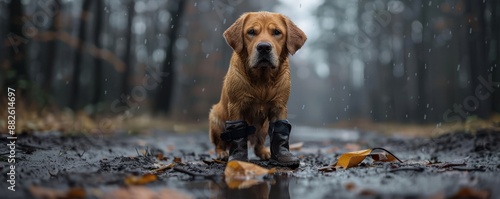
top-left (29, 186), bottom-right (85, 199)
top-left (335, 149), bottom-right (372, 169)
top-left (124, 173), bottom-right (157, 185)
top-left (224, 160), bottom-right (275, 189)
top-left (173, 157), bottom-right (182, 163)
top-left (345, 182), bottom-right (357, 191)
top-left (449, 187), bottom-right (490, 199)
top-left (369, 152), bottom-right (397, 162)
top-left (334, 148), bottom-right (402, 169)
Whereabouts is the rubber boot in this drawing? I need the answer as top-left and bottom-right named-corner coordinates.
top-left (220, 120), bottom-right (255, 162)
top-left (269, 120), bottom-right (300, 168)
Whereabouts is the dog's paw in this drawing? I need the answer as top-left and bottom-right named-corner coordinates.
top-left (256, 148), bottom-right (271, 160)
top-left (216, 149), bottom-right (228, 161)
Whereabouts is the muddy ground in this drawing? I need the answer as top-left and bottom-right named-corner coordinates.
top-left (1, 126), bottom-right (499, 199)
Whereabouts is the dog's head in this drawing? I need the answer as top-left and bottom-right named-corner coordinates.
top-left (224, 12), bottom-right (307, 69)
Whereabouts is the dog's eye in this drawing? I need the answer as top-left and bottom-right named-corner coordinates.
top-left (247, 29), bottom-right (255, 35)
top-left (273, 29), bottom-right (282, 36)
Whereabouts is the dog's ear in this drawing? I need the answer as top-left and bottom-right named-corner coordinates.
top-left (283, 16), bottom-right (307, 55)
top-left (223, 13), bottom-right (248, 53)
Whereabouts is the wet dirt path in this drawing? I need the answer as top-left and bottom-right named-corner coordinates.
top-left (1, 127), bottom-right (499, 198)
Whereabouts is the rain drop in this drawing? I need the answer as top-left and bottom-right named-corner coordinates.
top-left (65, 81), bottom-right (69, 85)
top-left (408, 53), bottom-right (411, 58)
top-left (206, 53), bottom-right (210, 58)
top-left (202, 88), bottom-right (205, 92)
top-left (105, 78), bottom-right (108, 82)
top-left (424, 114), bottom-right (427, 120)
top-left (194, 2), bottom-right (197, 7)
top-left (428, 48), bottom-right (432, 52)
top-left (104, 90), bottom-right (107, 94)
top-left (301, 105), bottom-right (305, 110)
top-left (469, 28), bottom-right (472, 34)
top-left (457, 64), bottom-right (461, 71)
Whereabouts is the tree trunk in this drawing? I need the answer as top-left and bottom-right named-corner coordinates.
top-left (6, 0), bottom-right (28, 95)
top-left (466, 0), bottom-right (491, 119)
top-left (121, 0), bottom-right (135, 97)
top-left (155, 0), bottom-right (186, 114)
top-left (70, 0), bottom-right (92, 110)
top-left (92, 0), bottom-right (104, 116)
top-left (43, 0), bottom-right (61, 94)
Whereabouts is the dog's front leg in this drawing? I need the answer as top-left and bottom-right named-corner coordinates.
top-left (221, 102), bottom-right (255, 162)
top-left (268, 105), bottom-right (300, 168)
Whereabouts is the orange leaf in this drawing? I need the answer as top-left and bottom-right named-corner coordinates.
top-left (224, 160), bottom-right (275, 189)
top-left (335, 149), bottom-right (372, 169)
top-left (449, 187), bottom-right (490, 199)
top-left (29, 186), bottom-right (85, 199)
top-left (124, 173), bottom-right (158, 185)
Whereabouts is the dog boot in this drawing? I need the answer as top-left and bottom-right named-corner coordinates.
top-left (220, 120), bottom-right (255, 162)
top-left (269, 120), bottom-right (300, 168)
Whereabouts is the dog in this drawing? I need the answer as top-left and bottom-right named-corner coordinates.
top-left (209, 11), bottom-right (306, 163)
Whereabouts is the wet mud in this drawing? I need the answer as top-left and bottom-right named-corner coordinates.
top-left (1, 127), bottom-right (499, 198)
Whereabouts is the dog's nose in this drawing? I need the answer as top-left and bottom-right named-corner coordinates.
top-left (257, 42), bottom-right (272, 54)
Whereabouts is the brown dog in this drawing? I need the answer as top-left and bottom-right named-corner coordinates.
top-left (209, 12), bottom-right (306, 163)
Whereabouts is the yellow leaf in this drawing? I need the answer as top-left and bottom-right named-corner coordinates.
top-left (124, 173), bottom-right (157, 185)
top-left (335, 149), bottom-right (372, 169)
top-left (224, 160), bottom-right (274, 189)
top-left (224, 160), bottom-right (272, 179)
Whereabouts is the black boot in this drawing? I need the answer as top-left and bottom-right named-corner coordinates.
top-left (269, 120), bottom-right (300, 168)
top-left (220, 120), bottom-right (255, 162)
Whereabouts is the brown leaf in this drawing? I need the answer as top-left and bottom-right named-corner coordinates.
top-left (29, 186), bottom-right (85, 199)
top-left (124, 174), bottom-right (157, 185)
top-left (335, 149), bottom-right (372, 169)
top-left (449, 187), bottom-right (490, 199)
top-left (345, 182), bottom-right (357, 191)
top-left (334, 148), bottom-right (402, 169)
top-left (369, 152), bottom-right (397, 162)
top-left (173, 157), bottom-right (182, 163)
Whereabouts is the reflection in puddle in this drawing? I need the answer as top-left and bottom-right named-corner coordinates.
top-left (209, 176), bottom-right (290, 199)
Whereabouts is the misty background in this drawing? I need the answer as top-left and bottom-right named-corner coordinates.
top-left (0, 0), bottom-right (499, 131)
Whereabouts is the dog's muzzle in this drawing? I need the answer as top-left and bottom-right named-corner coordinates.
top-left (254, 42), bottom-right (276, 68)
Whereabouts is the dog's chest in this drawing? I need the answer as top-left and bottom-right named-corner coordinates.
top-left (248, 86), bottom-right (279, 118)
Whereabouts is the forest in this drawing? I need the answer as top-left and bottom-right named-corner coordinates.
top-left (1, 0), bottom-right (499, 131)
